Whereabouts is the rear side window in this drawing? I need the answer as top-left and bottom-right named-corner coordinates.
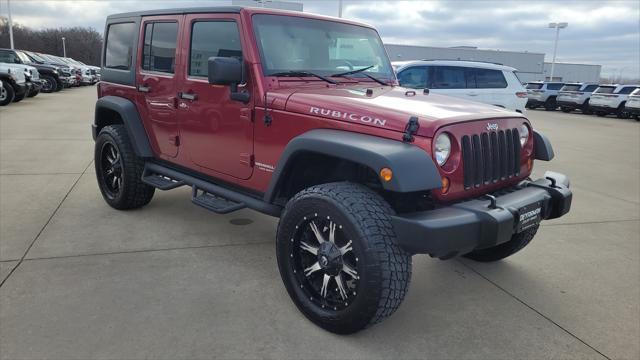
top-left (397, 66), bottom-right (428, 89)
top-left (526, 83), bottom-right (543, 90)
top-left (105, 22), bottom-right (136, 70)
top-left (583, 84), bottom-right (598, 92)
top-left (0, 50), bottom-right (18, 63)
top-left (473, 68), bottom-right (507, 88)
top-left (189, 21), bottom-right (242, 77)
top-left (595, 86), bottom-right (615, 94)
top-left (546, 83), bottom-right (564, 90)
top-left (616, 86), bottom-right (638, 95)
top-left (142, 22), bottom-right (179, 74)
top-left (432, 66), bottom-right (469, 89)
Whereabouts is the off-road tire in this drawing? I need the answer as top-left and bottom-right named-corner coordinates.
top-left (581, 100), bottom-right (592, 115)
top-left (27, 86), bottom-right (39, 98)
top-left (544, 97), bottom-right (557, 111)
top-left (40, 75), bottom-right (58, 93)
top-left (0, 80), bottom-right (15, 106)
top-left (94, 125), bottom-right (155, 210)
top-left (463, 225), bottom-right (539, 262)
top-left (276, 182), bottom-right (412, 334)
top-left (13, 90), bottom-right (26, 103)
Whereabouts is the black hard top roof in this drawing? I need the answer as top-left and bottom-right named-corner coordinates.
top-left (107, 6), bottom-right (244, 20)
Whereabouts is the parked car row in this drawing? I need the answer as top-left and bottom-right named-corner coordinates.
top-left (525, 81), bottom-right (640, 120)
top-left (0, 48), bottom-right (100, 106)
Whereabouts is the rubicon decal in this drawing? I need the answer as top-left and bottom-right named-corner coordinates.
top-left (309, 107), bottom-right (387, 126)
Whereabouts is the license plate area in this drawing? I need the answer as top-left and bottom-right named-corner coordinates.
top-left (516, 201), bottom-right (542, 233)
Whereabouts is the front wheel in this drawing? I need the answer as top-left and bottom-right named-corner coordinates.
top-left (616, 103), bottom-right (630, 119)
top-left (94, 125), bottom-right (155, 210)
top-left (544, 97), bottom-right (557, 111)
top-left (464, 225), bottom-right (539, 262)
top-left (0, 80), bottom-right (15, 106)
top-left (40, 75), bottom-right (58, 93)
top-left (276, 182), bottom-right (411, 334)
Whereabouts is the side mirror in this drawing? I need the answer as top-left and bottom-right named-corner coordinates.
top-left (208, 57), bottom-right (250, 104)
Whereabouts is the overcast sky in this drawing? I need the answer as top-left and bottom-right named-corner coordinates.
top-left (2, 0), bottom-right (638, 78)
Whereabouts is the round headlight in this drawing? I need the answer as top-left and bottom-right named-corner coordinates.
top-left (434, 133), bottom-right (452, 166)
top-left (519, 124), bottom-right (530, 147)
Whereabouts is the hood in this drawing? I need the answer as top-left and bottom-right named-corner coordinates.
top-left (283, 85), bottom-right (524, 137)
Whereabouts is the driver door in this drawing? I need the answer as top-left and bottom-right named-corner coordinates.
top-left (177, 14), bottom-right (254, 180)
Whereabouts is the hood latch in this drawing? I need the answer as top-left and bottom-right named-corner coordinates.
top-left (403, 116), bottom-right (420, 142)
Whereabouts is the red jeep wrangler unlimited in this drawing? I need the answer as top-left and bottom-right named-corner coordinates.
top-left (93, 7), bottom-right (572, 334)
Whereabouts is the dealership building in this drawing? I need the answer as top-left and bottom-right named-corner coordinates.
top-left (385, 44), bottom-right (602, 83)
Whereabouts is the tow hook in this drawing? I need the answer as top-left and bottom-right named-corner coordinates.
top-left (402, 116), bottom-right (420, 142)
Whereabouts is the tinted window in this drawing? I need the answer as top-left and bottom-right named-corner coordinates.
top-left (474, 68), bottom-right (507, 88)
top-left (105, 22), bottom-right (136, 70)
top-left (583, 84), bottom-right (598, 92)
top-left (595, 86), bottom-right (615, 94)
top-left (397, 67), bottom-right (428, 89)
top-left (561, 84), bottom-right (581, 91)
top-left (546, 83), bottom-right (564, 90)
top-left (526, 83), bottom-right (543, 89)
top-left (142, 22), bottom-right (178, 73)
top-left (0, 50), bottom-right (18, 63)
top-left (432, 66), bottom-right (468, 89)
top-left (617, 86), bottom-right (638, 95)
top-left (189, 21), bottom-right (242, 77)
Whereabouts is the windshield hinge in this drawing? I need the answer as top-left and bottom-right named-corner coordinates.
top-left (403, 116), bottom-right (420, 142)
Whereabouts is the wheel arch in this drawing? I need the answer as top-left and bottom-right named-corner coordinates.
top-left (264, 129), bottom-right (442, 204)
top-left (94, 96), bottom-right (153, 158)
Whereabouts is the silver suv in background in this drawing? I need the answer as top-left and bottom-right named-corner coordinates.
top-left (557, 83), bottom-right (599, 114)
top-left (589, 84), bottom-right (640, 118)
top-left (525, 81), bottom-right (564, 111)
top-left (393, 60), bottom-right (528, 113)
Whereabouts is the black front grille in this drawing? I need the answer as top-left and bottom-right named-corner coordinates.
top-left (461, 129), bottom-right (520, 189)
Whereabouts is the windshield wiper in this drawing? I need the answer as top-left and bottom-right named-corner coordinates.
top-left (269, 71), bottom-right (338, 85)
top-left (331, 66), bottom-right (388, 86)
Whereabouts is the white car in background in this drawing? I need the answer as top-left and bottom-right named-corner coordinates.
top-left (525, 81), bottom-right (564, 111)
top-left (589, 84), bottom-right (640, 118)
top-left (393, 60), bottom-right (528, 113)
top-left (556, 83), bottom-right (599, 114)
top-left (624, 88), bottom-right (640, 121)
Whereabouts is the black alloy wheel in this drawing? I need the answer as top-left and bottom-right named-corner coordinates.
top-left (99, 141), bottom-right (123, 200)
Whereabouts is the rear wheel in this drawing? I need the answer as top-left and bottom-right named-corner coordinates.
top-left (0, 80), bottom-right (15, 106)
top-left (616, 103), bottom-right (630, 119)
top-left (544, 97), bottom-right (557, 111)
top-left (94, 125), bottom-right (155, 210)
top-left (277, 182), bottom-right (411, 334)
top-left (581, 100), bottom-right (592, 115)
top-left (464, 225), bottom-right (539, 262)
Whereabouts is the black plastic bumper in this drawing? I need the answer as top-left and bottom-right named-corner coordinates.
top-left (392, 171), bottom-right (572, 258)
top-left (557, 100), bottom-right (579, 109)
top-left (589, 105), bottom-right (615, 114)
top-left (627, 108), bottom-right (640, 116)
top-left (526, 99), bottom-right (545, 107)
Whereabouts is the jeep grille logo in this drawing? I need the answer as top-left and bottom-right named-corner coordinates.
top-left (486, 123), bottom-right (499, 131)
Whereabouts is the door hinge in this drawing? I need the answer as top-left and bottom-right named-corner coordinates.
top-left (240, 153), bottom-right (254, 167)
top-left (169, 135), bottom-right (180, 146)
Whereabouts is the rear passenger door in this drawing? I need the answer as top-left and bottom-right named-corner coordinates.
top-left (472, 68), bottom-right (509, 108)
top-left (431, 66), bottom-right (483, 103)
top-left (136, 16), bottom-right (182, 158)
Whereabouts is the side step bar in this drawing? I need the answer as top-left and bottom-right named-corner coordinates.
top-left (142, 162), bottom-right (282, 217)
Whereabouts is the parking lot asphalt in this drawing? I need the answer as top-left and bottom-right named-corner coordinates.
top-left (0, 87), bottom-right (638, 360)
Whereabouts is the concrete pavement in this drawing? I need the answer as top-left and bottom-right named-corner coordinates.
top-left (0, 87), bottom-right (638, 359)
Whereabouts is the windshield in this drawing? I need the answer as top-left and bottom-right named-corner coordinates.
top-left (561, 84), bottom-right (581, 91)
top-left (253, 14), bottom-right (394, 80)
top-left (594, 86), bottom-right (615, 94)
top-left (526, 83), bottom-right (543, 89)
top-left (15, 51), bottom-right (32, 64)
top-left (27, 52), bottom-right (46, 63)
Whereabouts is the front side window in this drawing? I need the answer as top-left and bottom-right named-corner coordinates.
top-left (526, 83), bottom-right (543, 89)
top-left (397, 67), bottom-right (428, 88)
top-left (474, 68), bottom-right (508, 88)
top-left (253, 14), bottom-right (394, 79)
top-left (142, 22), bottom-right (178, 73)
top-left (561, 84), bottom-right (581, 91)
top-left (432, 66), bottom-right (468, 89)
top-left (105, 22), bottom-right (136, 70)
top-left (583, 84), bottom-right (598, 92)
top-left (0, 50), bottom-right (19, 64)
top-left (189, 21), bottom-right (242, 77)
top-left (546, 83), bottom-right (564, 90)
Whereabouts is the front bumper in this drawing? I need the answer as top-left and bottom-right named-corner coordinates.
top-left (392, 171), bottom-right (572, 258)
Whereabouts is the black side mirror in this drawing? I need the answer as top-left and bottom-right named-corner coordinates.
top-left (208, 57), bottom-right (250, 104)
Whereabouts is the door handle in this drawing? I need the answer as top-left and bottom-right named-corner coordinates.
top-left (179, 92), bottom-right (198, 101)
top-left (138, 85), bottom-right (150, 93)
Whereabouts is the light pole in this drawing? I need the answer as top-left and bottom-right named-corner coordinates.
top-left (548, 22), bottom-right (568, 81)
top-left (62, 37), bottom-right (66, 57)
top-left (338, 0), bottom-right (343, 18)
top-left (7, 0), bottom-right (15, 49)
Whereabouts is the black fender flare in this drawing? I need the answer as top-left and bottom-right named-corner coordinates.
top-left (94, 96), bottom-right (153, 158)
top-left (533, 130), bottom-right (554, 161)
top-left (264, 129), bottom-right (442, 202)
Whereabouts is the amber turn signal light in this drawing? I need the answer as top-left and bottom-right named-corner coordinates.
top-left (441, 177), bottom-right (450, 194)
top-left (380, 168), bottom-right (393, 182)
